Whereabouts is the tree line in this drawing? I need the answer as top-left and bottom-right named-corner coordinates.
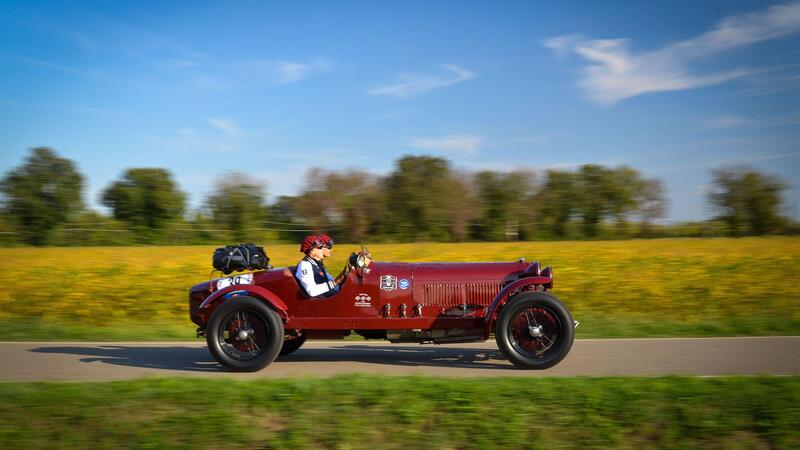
top-left (0, 147), bottom-right (794, 246)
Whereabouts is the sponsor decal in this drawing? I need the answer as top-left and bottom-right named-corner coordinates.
top-left (380, 274), bottom-right (398, 291)
top-left (398, 278), bottom-right (410, 289)
top-left (302, 269), bottom-right (308, 275)
top-left (354, 293), bottom-right (372, 307)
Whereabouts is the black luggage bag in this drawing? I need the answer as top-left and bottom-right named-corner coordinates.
top-left (212, 243), bottom-right (270, 274)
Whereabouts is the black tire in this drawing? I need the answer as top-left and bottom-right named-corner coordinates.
top-left (206, 296), bottom-right (284, 372)
top-left (495, 291), bottom-right (574, 369)
top-left (278, 332), bottom-right (306, 356)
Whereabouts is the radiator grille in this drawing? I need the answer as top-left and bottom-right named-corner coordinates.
top-left (423, 283), bottom-right (502, 307)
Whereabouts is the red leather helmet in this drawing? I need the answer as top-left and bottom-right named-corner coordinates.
top-left (300, 235), bottom-right (326, 254)
top-left (319, 234), bottom-right (334, 248)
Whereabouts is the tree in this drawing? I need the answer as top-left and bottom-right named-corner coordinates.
top-left (206, 174), bottom-right (267, 242)
top-left (636, 178), bottom-right (667, 235)
top-left (708, 166), bottom-right (787, 235)
top-left (383, 156), bottom-right (455, 241)
top-left (575, 164), bottom-right (616, 237)
top-left (294, 169), bottom-right (388, 243)
top-left (472, 171), bottom-right (535, 241)
top-left (101, 168), bottom-right (185, 238)
top-left (0, 147), bottom-right (84, 245)
top-left (535, 170), bottom-right (577, 238)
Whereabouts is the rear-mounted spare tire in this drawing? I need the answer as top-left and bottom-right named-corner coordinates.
top-left (495, 291), bottom-right (574, 369)
top-left (206, 296), bottom-right (284, 371)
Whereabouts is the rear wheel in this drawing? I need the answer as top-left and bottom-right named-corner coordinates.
top-left (206, 296), bottom-right (284, 371)
top-left (495, 291), bottom-right (574, 369)
top-left (279, 332), bottom-right (307, 356)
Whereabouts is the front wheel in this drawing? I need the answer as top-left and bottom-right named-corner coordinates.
top-left (495, 291), bottom-right (574, 369)
top-left (206, 296), bottom-right (284, 371)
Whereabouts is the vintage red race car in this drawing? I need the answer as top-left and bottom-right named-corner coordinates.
top-left (189, 249), bottom-right (576, 371)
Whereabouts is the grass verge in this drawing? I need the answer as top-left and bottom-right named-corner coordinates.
top-left (0, 375), bottom-right (797, 449)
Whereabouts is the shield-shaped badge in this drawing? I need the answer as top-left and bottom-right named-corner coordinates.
top-left (380, 274), bottom-right (398, 291)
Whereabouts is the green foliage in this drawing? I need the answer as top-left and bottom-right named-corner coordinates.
top-left (472, 170), bottom-right (536, 241)
top-left (535, 169), bottom-right (578, 238)
top-left (0, 376), bottom-right (797, 449)
top-left (3, 151), bottom-right (795, 247)
top-left (0, 147), bottom-right (84, 245)
top-left (206, 173), bottom-right (267, 242)
top-left (294, 169), bottom-right (386, 242)
top-left (709, 166), bottom-right (788, 235)
top-left (383, 155), bottom-right (455, 240)
top-left (101, 168), bottom-right (186, 241)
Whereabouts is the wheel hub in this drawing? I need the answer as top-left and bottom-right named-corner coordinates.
top-left (528, 325), bottom-right (543, 337)
top-left (236, 329), bottom-right (252, 341)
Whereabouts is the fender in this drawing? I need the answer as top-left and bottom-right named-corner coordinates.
top-left (199, 284), bottom-right (288, 320)
top-left (483, 274), bottom-right (553, 339)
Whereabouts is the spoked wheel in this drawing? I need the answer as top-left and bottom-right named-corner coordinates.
top-left (206, 296), bottom-right (283, 371)
top-left (279, 332), bottom-right (307, 357)
top-left (496, 291), bottom-right (574, 369)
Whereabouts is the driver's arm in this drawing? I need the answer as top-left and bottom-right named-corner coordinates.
top-left (296, 260), bottom-right (335, 297)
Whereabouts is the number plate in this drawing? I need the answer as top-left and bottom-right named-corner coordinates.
top-left (216, 273), bottom-right (253, 290)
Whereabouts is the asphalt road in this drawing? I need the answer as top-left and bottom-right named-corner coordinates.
top-left (1, 337), bottom-right (798, 381)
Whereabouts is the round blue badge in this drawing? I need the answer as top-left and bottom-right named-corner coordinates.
top-left (398, 279), bottom-right (410, 289)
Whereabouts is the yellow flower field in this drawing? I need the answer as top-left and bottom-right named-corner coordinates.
top-left (1, 237), bottom-right (798, 339)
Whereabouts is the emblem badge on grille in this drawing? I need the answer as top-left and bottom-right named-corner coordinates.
top-left (380, 275), bottom-right (398, 291)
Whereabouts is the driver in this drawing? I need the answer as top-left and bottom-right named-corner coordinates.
top-left (296, 234), bottom-right (346, 298)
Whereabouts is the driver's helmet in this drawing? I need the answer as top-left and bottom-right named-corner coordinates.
top-left (300, 234), bottom-right (333, 254)
top-left (319, 234), bottom-right (334, 248)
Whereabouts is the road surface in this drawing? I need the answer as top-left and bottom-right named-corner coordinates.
top-left (1, 336), bottom-right (798, 381)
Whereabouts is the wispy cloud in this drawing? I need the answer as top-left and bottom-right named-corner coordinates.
top-left (144, 119), bottom-right (251, 153)
top-left (702, 112), bottom-right (800, 129)
top-left (3, 54), bottom-right (102, 78)
top-left (155, 58), bottom-right (199, 71)
top-left (207, 118), bottom-right (243, 139)
top-left (408, 134), bottom-right (483, 155)
top-left (368, 64), bottom-right (474, 98)
top-left (188, 57), bottom-right (331, 91)
top-left (543, 2), bottom-right (800, 104)
top-left (704, 116), bottom-right (756, 129)
top-left (240, 58), bottom-right (331, 85)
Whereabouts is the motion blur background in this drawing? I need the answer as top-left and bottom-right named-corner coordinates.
top-left (0, 0), bottom-right (798, 347)
top-left (1, 1), bottom-right (799, 247)
top-left (0, 2), bottom-right (799, 448)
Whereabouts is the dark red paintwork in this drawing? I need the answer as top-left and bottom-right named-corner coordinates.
top-left (189, 258), bottom-right (554, 341)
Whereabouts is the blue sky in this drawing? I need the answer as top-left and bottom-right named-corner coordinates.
top-left (1, 0), bottom-right (799, 221)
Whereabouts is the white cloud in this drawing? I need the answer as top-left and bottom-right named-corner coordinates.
top-left (143, 119), bottom-right (249, 154)
top-left (704, 116), bottom-right (755, 129)
top-left (241, 58), bottom-right (331, 85)
top-left (543, 2), bottom-right (800, 104)
top-left (4, 54), bottom-right (102, 78)
top-left (408, 134), bottom-right (483, 155)
top-left (368, 64), bottom-right (474, 98)
top-left (189, 58), bottom-right (331, 91)
top-left (156, 58), bottom-right (199, 71)
top-left (702, 112), bottom-right (800, 129)
top-left (207, 118), bottom-right (243, 139)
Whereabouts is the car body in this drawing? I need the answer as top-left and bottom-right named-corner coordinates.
top-left (189, 254), bottom-right (575, 371)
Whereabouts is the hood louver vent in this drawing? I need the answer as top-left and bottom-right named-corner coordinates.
top-left (423, 283), bottom-right (502, 307)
